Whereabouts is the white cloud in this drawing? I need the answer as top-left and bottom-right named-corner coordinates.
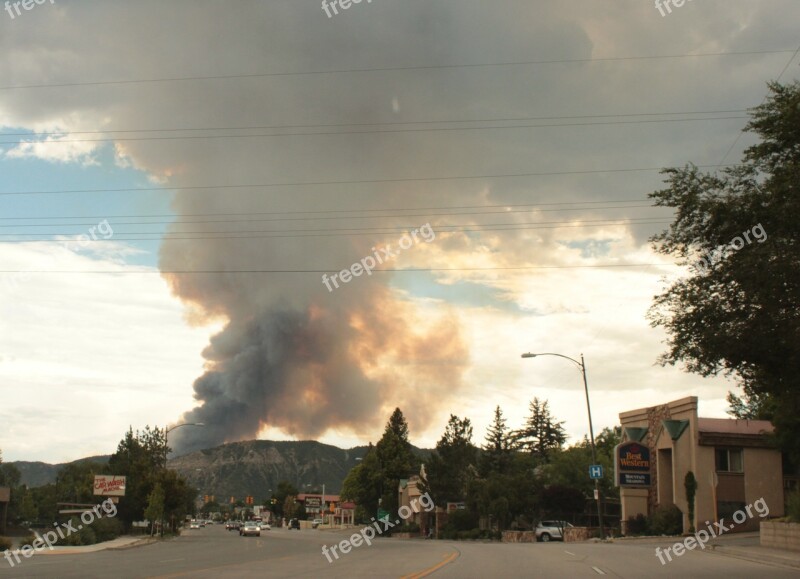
top-left (0, 243), bottom-right (219, 462)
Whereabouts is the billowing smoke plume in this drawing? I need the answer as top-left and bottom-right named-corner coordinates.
top-left (166, 277), bottom-right (468, 455)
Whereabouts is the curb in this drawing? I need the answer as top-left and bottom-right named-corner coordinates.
top-left (705, 545), bottom-right (800, 570)
top-left (107, 537), bottom-right (159, 551)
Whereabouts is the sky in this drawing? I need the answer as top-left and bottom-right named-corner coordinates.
top-left (1, 0), bottom-right (798, 463)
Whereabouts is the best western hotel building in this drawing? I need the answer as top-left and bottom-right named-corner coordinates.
top-left (618, 396), bottom-right (785, 534)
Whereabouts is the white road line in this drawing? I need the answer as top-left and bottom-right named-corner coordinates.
top-left (592, 566), bottom-right (606, 575)
top-left (564, 550), bottom-right (576, 556)
top-left (159, 558), bottom-right (186, 563)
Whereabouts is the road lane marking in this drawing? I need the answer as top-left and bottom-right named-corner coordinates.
top-left (401, 550), bottom-right (459, 579)
top-left (159, 558), bottom-right (186, 563)
top-left (592, 566), bottom-right (606, 575)
top-left (564, 550), bottom-right (576, 556)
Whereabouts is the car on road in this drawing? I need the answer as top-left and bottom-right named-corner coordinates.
top-left (288, 518), bottom-right (300, 530)
top-left (311, 518), bottom-right (323, 528)
top-left (535, 520), bottom-right (573, 542)
top-left (189, 520), bottom-right (201, 529)
top-left (240, 521), bottom-right (261, 537)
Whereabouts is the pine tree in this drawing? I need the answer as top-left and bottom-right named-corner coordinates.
top-left (513, 397), bottom-right (567, 462)
top-left (480, 406), bottom-right (513, 475)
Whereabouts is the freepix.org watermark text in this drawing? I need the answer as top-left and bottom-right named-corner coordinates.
top-left (322, 223), bottom-right (435, 292)
top-left (3, 498), bottom-right (118, 568)
top-left (692, 223), bottom-right (767, 275)
top-left (655, 497), bottom-right (769, 565)
top-left (4, 0), bottom-right (55, 20)
top-left (321, 493), bottom-right (435, 563)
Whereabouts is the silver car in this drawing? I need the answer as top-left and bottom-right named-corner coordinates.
top-left (240, 521), bottom-right (261, 537)
top-left (535, 520), bottom-right (573, 542)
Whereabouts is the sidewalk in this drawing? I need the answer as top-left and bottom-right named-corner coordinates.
top-left (705, 541), bottom-right (800, 570)
top-left (7, 535), bottom-right (156, 556)
top-left (609, 531), bottom-right (800, 570)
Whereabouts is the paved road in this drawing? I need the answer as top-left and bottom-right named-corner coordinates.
top-left (1, 524), bottom-right (797, 578)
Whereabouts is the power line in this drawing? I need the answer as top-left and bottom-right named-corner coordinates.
top-left (0, 49), bottom-right (792, 91)
top-left (0, 263), bottom-right (678, 274)
top-left (0, 116), bottom-right (748, 145)
top-left (0, 109), bottom-right (750, 138)
top-left (0, 164), bottom-right (737, 196)
top-left (0, 198), bottom-right (650, 221)
top-left (0, 219), bottom-right (670, 243)
top-left (0, 203), bottom-right (658, 229)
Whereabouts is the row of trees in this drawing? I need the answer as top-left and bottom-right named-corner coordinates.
top-left (0, 427), bottom-right (197, 539)
top-left (341, 402), bottom-right (620, 535)
top-left (426, 402), bottom-right (619, 534)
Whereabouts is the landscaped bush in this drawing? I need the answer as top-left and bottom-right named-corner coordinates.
top-left (446, 509), bottom-right (479, 532)
top-left (93, 517), bottom-right (124, 542)
top-left (17, 534), bottom-right (37, 548)
top-left (0, 536), bottom-right (11, 551)
top-left (625, 513), bottom-right (649, 536)
top-left (649, 505), bottom-right (683, 536)
top-left (61, 518), bottom-right (97, 546)
top-left (396, 522), bottom-right (420, 534)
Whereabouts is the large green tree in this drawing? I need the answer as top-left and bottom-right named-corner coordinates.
top-left (341, 444), bottom-right (382, 522)
top-left (479, 406), bottom-right (513, 476)
top-left (648, 81), bottom-right (800, 461)
top-left (375, 408), bottom-right (418, 514)
top-left (512, 398), bottom-right (567, 463)
top-left (425, 415), bottom-right (478, 504)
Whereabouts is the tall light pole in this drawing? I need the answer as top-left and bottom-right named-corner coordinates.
top-left (521, 352), bottom-right (605, 538)
top-left (162, 422), bottom-right (204, 535)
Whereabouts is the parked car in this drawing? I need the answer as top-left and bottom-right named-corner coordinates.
top-left (311, 518), bottom-right (323, 529)
top-left (288, 518), bottom-right (301, 530)
top-left (535, 520), bottom-right (573, 542)
top-left (240, 521), bottom-right (261, 537)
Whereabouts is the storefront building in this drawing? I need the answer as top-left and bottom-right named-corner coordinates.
top-left (618, 396), bottom-right (784, 534)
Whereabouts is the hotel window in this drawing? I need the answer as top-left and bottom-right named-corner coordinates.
top-left (715, 448), bottom-right (743, 473)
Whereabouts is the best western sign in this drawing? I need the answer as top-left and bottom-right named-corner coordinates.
top-left (615, 442), bottom-right (651, 487)
top-left (93, 475), bottom-right (126, 497)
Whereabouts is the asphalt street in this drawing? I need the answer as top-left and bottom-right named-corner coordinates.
top-left (1, 524), bottom-right (797, 578)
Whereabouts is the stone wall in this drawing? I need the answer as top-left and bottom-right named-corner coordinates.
top-left (564, 527), bottom-right (592, 542)
top-left (501, 531), bottom-right (536, 543)
top-left (761, 521), bottom-right (800, 551)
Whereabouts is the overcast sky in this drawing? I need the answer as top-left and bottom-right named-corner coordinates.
top-left (1, 0), bottom-right (798, 463)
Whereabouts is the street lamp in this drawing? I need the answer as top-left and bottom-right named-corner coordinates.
top-left (164, 422), bottom-right (205, 467)
top-left (162, 422), bottom-right (204, 536)
top-left (521, 352), bottom-right (605, 538)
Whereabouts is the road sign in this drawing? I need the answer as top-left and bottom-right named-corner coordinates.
top-left (589, 465), bottom-right (604, 479)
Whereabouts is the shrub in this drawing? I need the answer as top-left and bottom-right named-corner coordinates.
top-left (93, 517), bottom-right (124, 542)
top-left (0, 536), bottom-right (11, 551)
top-left (61, 518), bottom-right (98, 546)
top-left (649, 505), bottom-right (683, 536)
top-left (18, 534), bottom-right (37, 547)
top-left (787, 489), bottom-right (800, 523)
top-left (456, 529), bottom-right (481, 540)
top-left (625, 514), bottom-right (649, 536)
top-left (396, 522), bottom-right (420, 534)
top-left (447, 510), bottom-right (478, 532)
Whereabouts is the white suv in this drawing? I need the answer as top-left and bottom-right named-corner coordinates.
top-left (535, 520), bottom-right (573, 542)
